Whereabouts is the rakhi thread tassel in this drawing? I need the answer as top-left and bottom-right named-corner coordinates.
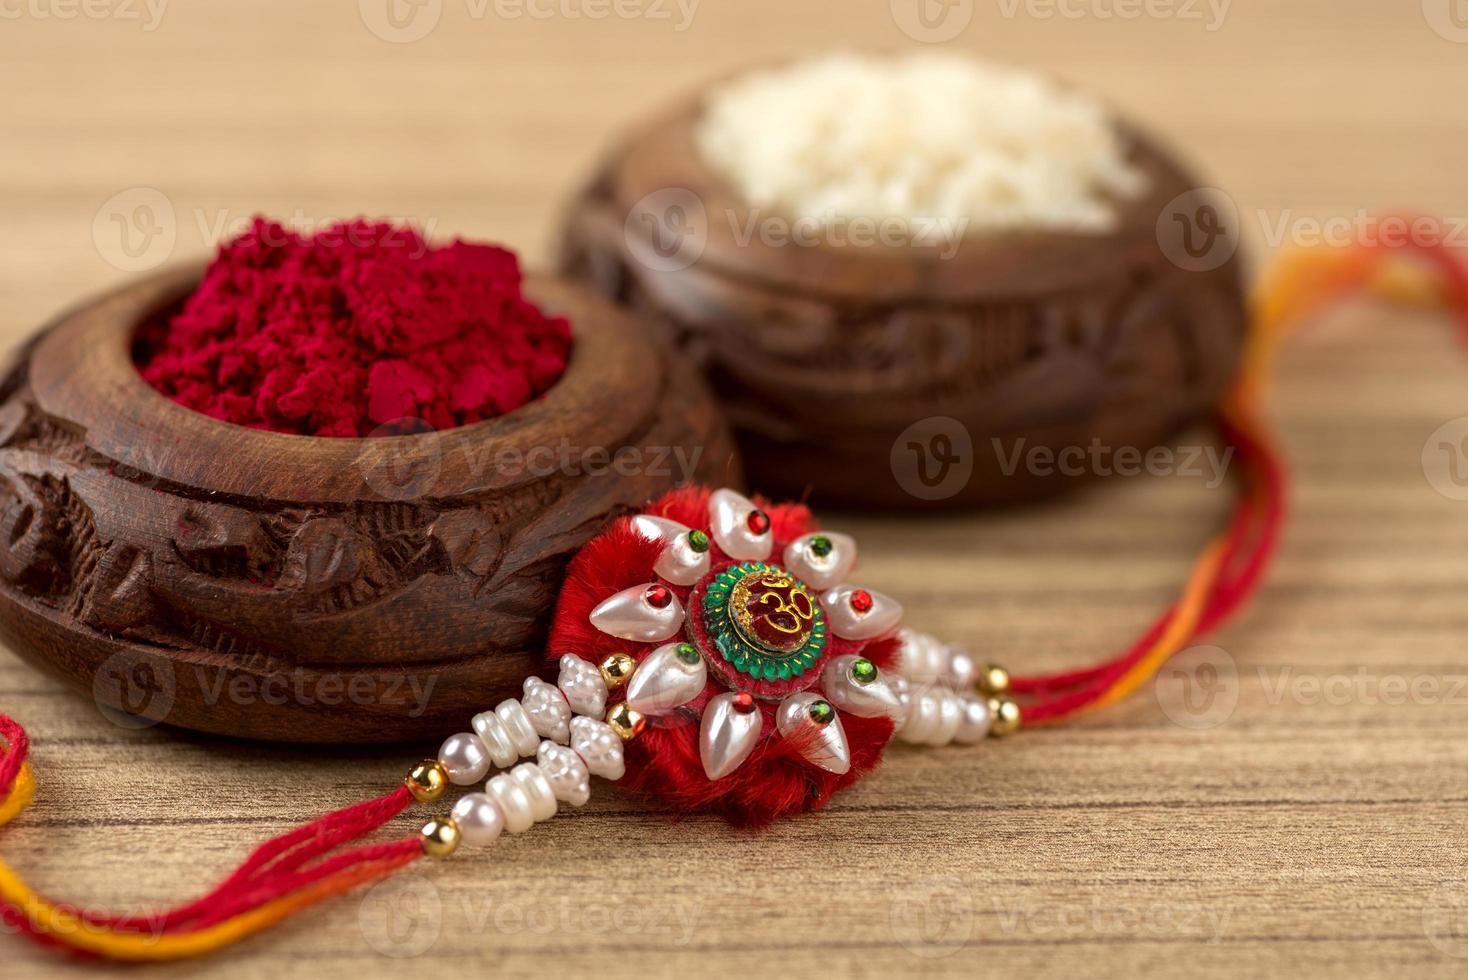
top-left (0, 714), bottom-right (425, 962)
top-left (1012, 227), bottom-right (1468, 722)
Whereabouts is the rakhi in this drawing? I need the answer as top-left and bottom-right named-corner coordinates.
top-left (0, 234), bottom-right (1464, 962)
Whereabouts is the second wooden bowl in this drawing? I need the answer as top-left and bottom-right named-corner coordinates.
top-left (559, 96), bottom-right (1247, 508)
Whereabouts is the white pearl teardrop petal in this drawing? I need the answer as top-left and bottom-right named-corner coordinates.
top-left (589, 583), bottom-right (686, 642)
top-left (437, 732), bottom-right (490, 785)
top-left (823, 585), bottom-right (903, 640)
top-left (820, 654), bottom-right (903, 720)
top-left (775, 692), bottom-right (851, 775)
top-left (569, 715), bottom-right (626, 781)
top-left (521, 676), bottom-right (571, 743)
top-left (450, 792), bottom-right (505, 847)
top-left (631, 515), bottom-right (711, 587)
top-left (782, 532), bottom-right (857, 591)
top-left (709, 488), bottom-right (772, 561)
top-left (625, 643), bottom-right (707, 716)
top-left (537, 741), bottom-right (591, 806)
top-left (630, 514), bottom-right (687, 542)
top-left (557, 654), bottom-right (609, 718)
top-left (655, 533), bottom-right (711, 587)
top-left (699, 692), bottom-right (763, 780)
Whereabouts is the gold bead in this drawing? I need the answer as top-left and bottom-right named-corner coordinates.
top-left (599, 653), bottom-right (637, 688)
top-left (987, 695), bottom-right (1022, 737)
top-left (419, 817), bottom-right (461, 858)
top-left (405, 760), bottom-right (449, 804)
top-left (605, 702), bottom-right (646, 741)
top-left (977, 663), bottom-right (1011, 696)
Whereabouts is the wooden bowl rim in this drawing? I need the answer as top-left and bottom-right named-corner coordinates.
top-left (602, 93), bottom-right (1204, 302)
top-left (26, 264), bottom-right (663, 504)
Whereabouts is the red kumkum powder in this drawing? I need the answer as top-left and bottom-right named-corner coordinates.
top-left (135, 218), bottom-right (573, 437)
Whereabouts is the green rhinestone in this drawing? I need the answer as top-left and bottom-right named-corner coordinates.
top-left (808, 700), bottom-right (835, 725)
top-left (675, 642), bottom-right (700, 666)
top-left (776, 661), bottom-right (792, 680)
top-left (851, 658), bottom-right (878, 685)
top-left (762, 662), bottom-right (778, 681)
top-left (808, 534), bottom-right (833, 558)
top-left (687, 529), bottom-right (710, 553)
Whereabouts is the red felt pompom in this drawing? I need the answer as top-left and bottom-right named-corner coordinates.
top-left (547, 485), bottom-right (898, 826)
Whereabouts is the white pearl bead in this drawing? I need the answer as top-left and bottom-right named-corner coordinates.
top-left (947, 648), bottom-right (980, 689)
top-left (954, 694), bottom-right (993, 744)
top-left (537, 741), bottom-right (591, 806)
top-left (521, 677), bottom-right (572, 743)
top-left (509, 763), bottom-right (558, 823)
top-left (472, 709), bottom-right (519, 768)
top-left (485, 770), bottom-right (536, 833)
top-left (557, 654), bottom-right (609, 718)
top-left (569, 715), bottom-right (625, 781)
top-left (897, 684), bottom-right (967, 746)
top-left (898, 629), bottom-right (948, 687)
top-left (437, 732), bottom-right (490, 785)
top-left (450, 792), bottom-right (505, 847)
top-left (495, 699), bottom-right (540, 757)
top-left (929, 688), bottom-right (964, 747)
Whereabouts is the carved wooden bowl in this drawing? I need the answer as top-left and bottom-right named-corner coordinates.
top-left (0, 265), bottom-right (737, 743)
top-left (558, 97), bottom-right (1247, 508)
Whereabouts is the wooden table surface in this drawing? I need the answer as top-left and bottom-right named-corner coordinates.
top-left (4, 1), bottom-right (1468, 976)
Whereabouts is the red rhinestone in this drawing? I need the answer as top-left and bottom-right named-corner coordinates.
top-left (731, 692), bottom-right (756, 714)
top-left (849, 589), bottom-right (874, 614)
top-left (746, 510), bottom-right (770, 535)
top-left (645, 584), bottom-right (673, 608)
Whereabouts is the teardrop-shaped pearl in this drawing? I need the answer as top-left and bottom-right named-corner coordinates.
top-left (709, 488), bottom-right (772, 561)
top-left (625, 642), bottom-right (707, 715)
top-left (823, 584), bottom-right (903, 640)
top-left (589, 583), bottom-right (685, 642)
top-left (699, 692), bottom-right (763, 779)
top-left (630, 514), bottom-right (686, 542)
top-left (820, 654), bottom-right (903, 719)
top-left (631, 515), bottom-right (711, 587)
top-left (775, 692), bottom-right (851, 775)
top-left (783, 531), bottom-right (857, 591)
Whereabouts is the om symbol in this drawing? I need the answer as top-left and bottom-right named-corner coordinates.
top-left (738, 570), bottom-right (816, 653)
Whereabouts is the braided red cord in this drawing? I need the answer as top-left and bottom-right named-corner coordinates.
top-left (0, 716), bottom-right (422, 958)
top-left (1013, 235), bottom-right (1468, 722)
